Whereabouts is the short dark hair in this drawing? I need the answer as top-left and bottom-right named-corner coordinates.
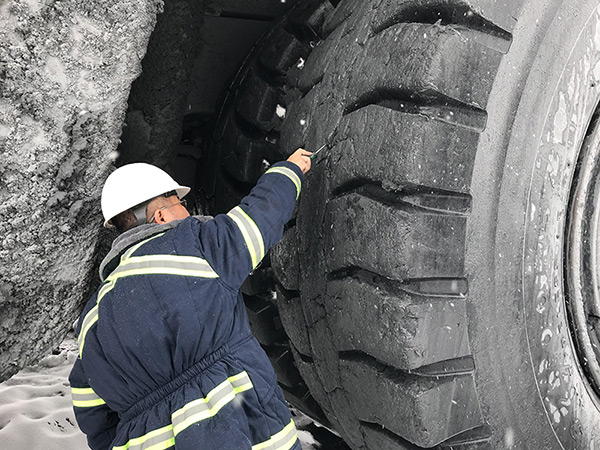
top-left (111, 191), bottom-right (178, 234)
top-left (111, 209), bottom-right (137, 233)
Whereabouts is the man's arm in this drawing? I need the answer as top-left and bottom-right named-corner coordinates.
top-left (69, 358), bottom-right (119, 450)
top-left (197, 148), bottom-right (312, 289)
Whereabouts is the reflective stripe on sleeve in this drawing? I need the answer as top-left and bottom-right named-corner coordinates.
top-left (71, 387), bottom-right (106, 408)
top-left (265, 166), bottom-right (301, 199)
top-left (78, 254), bottom-right (218, 356)
top-left (112, 372), bottom-right (253, 450)
top-left (227, 206), bottom-right (265, 270)
top-left (109, 254), bottom-right (219, 280)
top-left (252, 419), bottom-right (298, 450)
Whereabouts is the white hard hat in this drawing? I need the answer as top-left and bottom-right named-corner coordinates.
top-left (101, 162), bottom-right (191, 227)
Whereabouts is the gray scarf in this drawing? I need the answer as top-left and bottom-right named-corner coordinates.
top-left (99, 215), bottom-right (212, 281)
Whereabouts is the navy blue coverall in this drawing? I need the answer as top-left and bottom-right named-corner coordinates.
top-left (69, 161), bottom-right (304, 450)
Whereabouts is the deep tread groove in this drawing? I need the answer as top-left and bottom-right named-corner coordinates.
top-left (300, 73), bottom-right (325, 97)
top-left (440, 425), bottom-right (493, 447)
top-left (217, 10), bottom-right (280, 22)
top-left (215, 167), bottom-right (255, 196)
top-left (328, 266), bottom-right (468, 297)
top-left (284, 217), bottom-right (297, 231)
top-left (281, 384), bottom-right (332, 429)
top-left (410, 355), bottom-right (475, 377)
top-left (284, 19), bottom-right (320, 44)
top-left (360, 421), bottom-right (425, 450)
top-left (275, 283), bottom-right (301, 301)
top-left (330, 187), bottom-right (465, 216)
top-left (331, 179), bottom-right (472, 215)
top-left (297, 351), bottom-right (315, 364)
top-left (340, 350), bottom-right (474, 378)
top-left (361, 421), bottom-right (492, 449)
top-left (233, 110), bottom-right (280, 142)
top-left (372, 0), bottom-right (512, 50)
top-left (343, 88), bottom-right (488, 132)
top-left (254, 60), bottom-right (286, 88)
top-left (339, 350), bottom-right (431, 384)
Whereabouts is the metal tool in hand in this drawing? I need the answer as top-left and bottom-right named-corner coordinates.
top-left (310, 143), bottom-right (327, 159)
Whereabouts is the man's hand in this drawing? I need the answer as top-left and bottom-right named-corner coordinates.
top-left (287, 148), bottom-right (312, 174)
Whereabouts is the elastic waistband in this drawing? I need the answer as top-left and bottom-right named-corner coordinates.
top-left (120, 334), bottom-right (253, 423)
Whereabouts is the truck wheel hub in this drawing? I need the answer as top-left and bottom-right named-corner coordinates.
top-left (566, 108), bottom-right (600, 397)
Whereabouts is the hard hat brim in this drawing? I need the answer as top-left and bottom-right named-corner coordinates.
top-left (103, 184), bottom-right (191, 228)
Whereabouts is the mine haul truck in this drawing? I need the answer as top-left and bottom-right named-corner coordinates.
top-left (3, 0), bottom-right (600, 448)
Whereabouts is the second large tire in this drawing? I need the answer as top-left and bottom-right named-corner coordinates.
top-left (203, 0), bottom-right (340, 428)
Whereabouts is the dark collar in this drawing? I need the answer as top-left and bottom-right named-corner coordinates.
top-left (99, 215), bottom-right (211, 281)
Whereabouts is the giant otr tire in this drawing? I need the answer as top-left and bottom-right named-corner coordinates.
top-left (206, 0), bottom-right (600, 449)
top-left (265, 0), bottom-right (600, 449)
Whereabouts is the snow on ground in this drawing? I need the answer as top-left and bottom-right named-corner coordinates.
top-left (0, 336), bottom-right (328, 449)
top-left (0, 337), bottom-right (85, 449)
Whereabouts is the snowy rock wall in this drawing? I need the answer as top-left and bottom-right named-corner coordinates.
top-left (0, 0), bottom-right (163, 381)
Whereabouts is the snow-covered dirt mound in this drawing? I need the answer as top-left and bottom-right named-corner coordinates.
top-left (0, 0), bottom-right (162, 382)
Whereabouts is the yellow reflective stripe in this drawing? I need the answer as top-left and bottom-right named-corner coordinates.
top-left (172, 371), bottom-right (253, 436)
top-left (112, 424), bottom-right (175, 450)
top-left (71, 387), bottom-right (96, 394)
top-left (71, 387), bottom-right (106, 408)
top-left (98, 278), bottom-right (117, 301)
top-left (78, 276), bottom-right (117, 356)
top-left (108, 255), bottom-right (218, 280)
top-left (120, 254), bottom-right (215, 266)
top-left (172, 380), bottom-right (235, 436)
top-left (227, 206), bottom-right (265, 269)
top-left (114, 372), bottom-right (253, 450)
top-left (252, 419), bottom-right (298, 450)
top-left (120, 233), bottom-right (166, 262)
top-left (230, 371), bottom-right (254, 393)
top-left (72, 399), bottom-right (106, 407)
top-left (265, 166), bottom-right (301, 199)
top-left (78, 303), bottom-right (99, 356)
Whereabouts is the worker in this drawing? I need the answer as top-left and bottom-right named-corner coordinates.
top-left (69, 148), bottom-right (312, 450)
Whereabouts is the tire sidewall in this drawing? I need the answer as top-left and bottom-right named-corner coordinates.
top-left (469, 1), bottom-right (600, 447)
